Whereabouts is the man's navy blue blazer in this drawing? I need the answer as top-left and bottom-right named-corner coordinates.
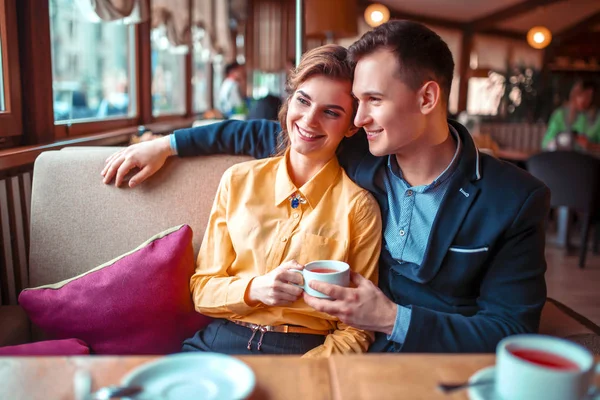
top-left (174, 119), bottom-right (550, 353)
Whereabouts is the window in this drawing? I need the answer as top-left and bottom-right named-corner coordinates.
top-left (212, 56), bottom-right (224, 111)
top-left (467, 73), bottom-right (505, 116)
top-left (192, 32), bottom-right (210, 113)
top-left (151, 27), bottom-right (186, 116)
top-left (0, 0), bottom-right (22, 138)
top-left (49, 0), bottom-right (136, 124)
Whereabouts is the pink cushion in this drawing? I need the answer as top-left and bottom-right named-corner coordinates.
top-left (18, 225), bottom-right (210, 355)
top-left (0, 338), bottom-right (90, 356)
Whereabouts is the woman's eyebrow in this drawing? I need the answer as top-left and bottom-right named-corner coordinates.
top-left (297, 90), bottom-right (347, 114)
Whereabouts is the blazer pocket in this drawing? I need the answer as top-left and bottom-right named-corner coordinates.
top-left (448, 245), bottom-right (489, 254)
top-left (300, 233), bottom-right (348, 264)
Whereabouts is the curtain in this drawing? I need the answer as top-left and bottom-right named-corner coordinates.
top-left (249, 0), bottom-right (296, 72)
top-left (151, 0), bottom-right (190, 47)
top-left (74, 0), bottom-right (149, 23)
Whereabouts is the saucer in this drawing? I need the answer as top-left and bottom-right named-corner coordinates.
top-left (467, 366), bottom-right (600, 400)
top-left (120, 353), bottom-right (256, 400)
top-left (468, 366), bottom-right (498, 400)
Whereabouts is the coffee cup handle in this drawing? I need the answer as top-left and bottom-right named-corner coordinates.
top-left (289, 270), bottom-right (305, 291)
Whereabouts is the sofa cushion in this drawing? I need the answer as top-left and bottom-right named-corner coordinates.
top-left (18, 225), bottom-right (210, 355)
top-left (0, 306), bottom-right (31, 347)
top-left (0, 338), bottom-right (89, 356)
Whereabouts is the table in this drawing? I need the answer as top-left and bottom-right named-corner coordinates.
top-left (1, 354), bottom-right (599, 400)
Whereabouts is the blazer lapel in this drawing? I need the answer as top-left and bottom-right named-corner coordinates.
top-left (415, 179), bottom-right (480, 283)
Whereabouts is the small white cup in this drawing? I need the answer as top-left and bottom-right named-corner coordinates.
top-left (291, 260), bottom-right (350, 299)
top-left (495, 334), bottom-right (600, 400)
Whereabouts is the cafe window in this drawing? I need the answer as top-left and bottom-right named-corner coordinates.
top-left (151, 26), bottom-right (186, 116)
top-left (467, 73), bottom-right (505, 116)
top-left (49, 0), bottom-right (136, 124)
top-left (0, 0), bottom-right (22, 139)
top-left (192, 29), bottom-right (210, 113)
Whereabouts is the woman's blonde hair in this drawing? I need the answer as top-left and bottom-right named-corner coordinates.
top-left (275, 44), bottom-right (357, 155)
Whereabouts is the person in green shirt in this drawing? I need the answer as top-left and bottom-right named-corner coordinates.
top-left (542, 80), bottom-right (596, 150)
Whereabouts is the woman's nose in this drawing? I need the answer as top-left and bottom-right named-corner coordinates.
top-left (303, 107), bottom-right (318, 127)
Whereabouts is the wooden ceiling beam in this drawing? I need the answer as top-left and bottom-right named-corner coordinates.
top-left (470, 0), bottom-right (566, 31)
top-left (552, 10), bottom-right (600, 45)
top-left (358, 1), bottom-right (530, 40)
top-left (357, 0), bottom-right (466, 30)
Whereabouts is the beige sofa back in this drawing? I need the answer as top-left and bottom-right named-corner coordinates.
top-left (29, 148), bottom-right (252, 287)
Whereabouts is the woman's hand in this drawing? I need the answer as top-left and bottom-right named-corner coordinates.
top-left (101, 135), bottom-right (173, 188)
top-left (246, 260), bottom-right (305, 306)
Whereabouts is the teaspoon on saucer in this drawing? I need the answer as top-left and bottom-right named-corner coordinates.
top-left (437, 379), bottom-right (494, 394)
top-left (90, 384), bottom-right (143, 399)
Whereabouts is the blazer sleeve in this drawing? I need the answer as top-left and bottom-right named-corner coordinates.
top-left (397, 184), bottom-right (550, 353)
top-left (173, 119), bottom-right (281, 159)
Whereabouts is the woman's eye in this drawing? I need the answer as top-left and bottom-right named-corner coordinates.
top-left (297, 97), bottom-right (309, 106)
top-left (325, 110), bottom-right (340, 117)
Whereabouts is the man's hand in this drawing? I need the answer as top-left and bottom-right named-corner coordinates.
top-left (246, 260), bottom-right (305, 306)
top-left (303, 271), bottom-right (397, 334)
top-left (101, 135), bottom-right (173, 188)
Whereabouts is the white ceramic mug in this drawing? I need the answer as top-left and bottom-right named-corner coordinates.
top-left (291, 260), bottom-right (350, 299)
top-left (495, 334), bottom-right (600, 400)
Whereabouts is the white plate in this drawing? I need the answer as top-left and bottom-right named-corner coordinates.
top-left (121, 353), bottom-right (256, 400)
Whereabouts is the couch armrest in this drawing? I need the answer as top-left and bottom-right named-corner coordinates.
top-left (0, 305), bottom-right (31, 347)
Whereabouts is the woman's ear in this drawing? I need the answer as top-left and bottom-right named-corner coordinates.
top-left (419, 81), bottom-right (441, 115)
top-left (345, 126), bottom-right (360, 138)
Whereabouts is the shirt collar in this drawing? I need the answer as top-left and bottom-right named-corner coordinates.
top-left (275, 150), bottom-right (342, 208)
top-left (386, 124), bottom-right (462, 190)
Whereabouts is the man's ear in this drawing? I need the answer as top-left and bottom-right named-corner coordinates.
top-left (419, 81), bottom-right (441, 115)
top-left (345, 125), bottom-right (360, 138)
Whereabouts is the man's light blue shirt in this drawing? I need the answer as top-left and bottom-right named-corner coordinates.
top-left (384, 126), bottom-right (462, 344)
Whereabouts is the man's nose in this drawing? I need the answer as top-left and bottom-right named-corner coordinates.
top-left (354, 103), bottom-right (370, 127)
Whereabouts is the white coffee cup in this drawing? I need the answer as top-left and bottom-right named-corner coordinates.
top-left (495, 334), bottom-right (600, 400)
top-left (291, 260), bottom-right (350, 299)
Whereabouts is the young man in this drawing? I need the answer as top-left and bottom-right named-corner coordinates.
top-left (102, 20), bottom-right (550, 353)
top-left (217, 62), bottom-right (246, 117)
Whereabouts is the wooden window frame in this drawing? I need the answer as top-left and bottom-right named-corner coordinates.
top-left (51, 20), bottom-right (140, 138)
top-left (0, 0), bottom-right (23, 141)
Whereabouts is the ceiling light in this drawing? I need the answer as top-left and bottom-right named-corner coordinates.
top-left (527, 26), bottom-right (552, 49)
top-left (364, 3), bottom-right (390, 28)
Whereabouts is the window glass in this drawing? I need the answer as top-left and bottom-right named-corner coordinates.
top-left (467, 73), bottom-right (505, 116)
top-left (192, 27), bottom-right (210, 113)
top-left (212, 56), bottom-right (224, 111)
top-left (151, 26), bottom-right (186, 116)
top-left (49, 0), bottom-right (135, 123)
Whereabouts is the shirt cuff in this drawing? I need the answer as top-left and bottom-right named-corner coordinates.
top-left (227, 277), bottom-right (258, 315)
top-left (386, 305), bottom-right (411, 345)
top-left (169, 133), bottom-right (178, 156)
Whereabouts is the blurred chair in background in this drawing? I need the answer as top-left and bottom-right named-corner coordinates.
top-left (527, 151), bottom-right (600, 268)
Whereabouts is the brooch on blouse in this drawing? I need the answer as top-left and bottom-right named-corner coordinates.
top-left (289, 193), bottom-right (307, 209)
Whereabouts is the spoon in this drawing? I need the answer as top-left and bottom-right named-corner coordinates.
top-left (90, 385), bottom-right (144, 399)
top-left (437, 379), bottom-right (494, 394)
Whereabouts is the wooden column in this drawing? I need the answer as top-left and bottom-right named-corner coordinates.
top-left (16, 0), bottom-right (55, 145)
top-left (457, 30), bottom-right (473, 113)
top-left (135, 19), bottom-right (153, 125)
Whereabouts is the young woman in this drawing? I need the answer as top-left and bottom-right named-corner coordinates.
top-left (180, 45), bottom-right (382, 357)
